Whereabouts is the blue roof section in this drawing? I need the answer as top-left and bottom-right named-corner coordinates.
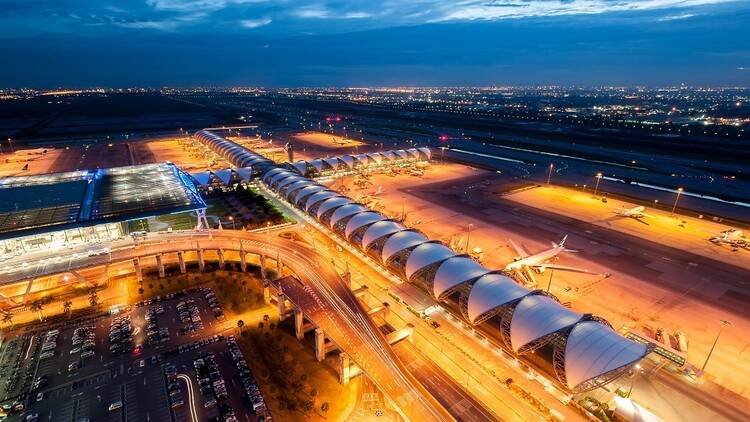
top-left (0, 163), bottom-right (205, 240)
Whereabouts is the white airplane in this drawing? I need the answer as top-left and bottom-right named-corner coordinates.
top-left (710, 229), bottom-right (747, 249)
top-left (614, 205), bottom-right (653, 225)
top-left (504, 236), bottom-right (607, 286)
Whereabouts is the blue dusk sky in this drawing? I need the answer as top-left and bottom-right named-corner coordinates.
top-left (0, 0), bottom-right (749, 87)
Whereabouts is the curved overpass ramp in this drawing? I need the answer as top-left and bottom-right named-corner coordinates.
top-left (2, 230), bottom-right (455, 422)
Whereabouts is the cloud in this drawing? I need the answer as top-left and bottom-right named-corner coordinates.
top-left (658, 13), bottom-right (697, 21)
top-left (432, 0), bottom-right (734, 21)
top-left (145, 0), bottom-right (266, 13)
top-left (114, 20), bottom-right (182, 30)
top-left (293, 8), bottom-right (331, 19)
top-left (240, 17), bottom-right (272, 28)
top-left (291, 6), bottom-right (371, 19)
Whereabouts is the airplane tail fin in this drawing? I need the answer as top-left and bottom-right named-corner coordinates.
top-left (555, 235), bottom-right (568, 248)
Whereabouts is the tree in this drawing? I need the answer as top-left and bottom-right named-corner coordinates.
top-left (320, 402), bottom-right (329, 416)
top-left (237, 320), bottom-right (245, 330)
top-left (263, 314), bottom-right (270, 322)
top-left (88, 290), bottom-right (99, 308)
top-left (138, 287), bottom-right (145, 298)
top-left (30, 301), bottom-right (44, 322)
top-left (258, 322), bottom-right (264, 330)
top-left (1, 312), bottom-right (13, 328)
top-left (63, 300), bottom-right (73, 319)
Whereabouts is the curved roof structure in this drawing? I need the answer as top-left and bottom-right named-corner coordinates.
top-left (432, 257), bottom-right (491, 299)
top-left (344, 212), bottom-right (387, 239)
top-left (340, 155), bottom-right (355, 169)
top-left (292, 161), bottom-right (308, 175)
top-left (316, 197), bottom-right (352, 219)
top-left (277, 176), bottom-right (304, 191)
top-left (405, 243), bottom-right (458, 280)
top-left (304, 190), bottom-right (338, 211)
top-left (394, 150), bottom-right (410, 160)
top-left (564, 322), bottom-right (650, 390)
top-left (324, 157), bottom-right (341, 170)
top-left (466, 273), bottom-right (531, 324)
top-left (361, 221), bottom-right (406, 250)
top-left (382, 230), bottom-right (430, 262)
top-left (382, 151), bottom-right (398, 161)
top-left (354, 154), bottom-right (371, 166)
top-left (196, 130), bottom-right (645, 393)
top-left (368, 153), bottom-right (384, 164)
top-left (329, 204), bottom-right (368, 227)
top-left (309, 159), bottom-right (325, 173)
top-left (294, 185), bottom-right (327, 206)
top-left (510, 295), bottom-right (582, 353)
top-left (269, 171), bottom-right (295, 188)
top-left (282, 148), bottom-right (432, 178)
top-left (284, 180), bottom-right (314, 197)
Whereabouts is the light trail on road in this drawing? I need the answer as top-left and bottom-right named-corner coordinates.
top-left (178, 373), bottom-right (199, 422)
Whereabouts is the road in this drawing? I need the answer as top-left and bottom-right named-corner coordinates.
top-left (0, 230), bottom-right (455, 422)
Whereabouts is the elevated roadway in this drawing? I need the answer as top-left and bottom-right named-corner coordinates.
top-left (0, 230), bottom-right (455, 422)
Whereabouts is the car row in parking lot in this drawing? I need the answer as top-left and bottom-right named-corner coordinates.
top-left (194, 352), bottom-right (237, 421)
top-left (201, 287), bottom-right (226, 320)
top-left (177, 298), bottom-right (204, 335)
top-left (109, 314), bottom-right (134, 356)
top-left (227, 336), bottom-right (267, 416)
top-left (38, 330), bottom-right (59, 361)
top-left (145, 307), bottom-right (171, 346)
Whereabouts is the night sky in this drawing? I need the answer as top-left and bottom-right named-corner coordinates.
top-left (1, 0), bottom-right (749, 87)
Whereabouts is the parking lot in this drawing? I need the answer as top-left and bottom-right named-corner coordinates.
top-left (0, 287), bottom-right (268, 422)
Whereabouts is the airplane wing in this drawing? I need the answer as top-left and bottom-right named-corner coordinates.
top-left (509, 238), bottom-right (530, 258)
top-left (535, 264), bottom-right (611, 277)
top-left (634, 218), bottom-right (650, 226)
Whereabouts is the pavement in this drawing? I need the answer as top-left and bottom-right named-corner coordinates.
top-left (326, 161), bottom-right (750, 421)
top-left (1, 289), bottom-right (260, 422)
top-left (0, 229), bottom-right (456, 422)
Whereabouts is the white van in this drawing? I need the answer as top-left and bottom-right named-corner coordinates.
top-left (108, 401), bottom-right (122, 411)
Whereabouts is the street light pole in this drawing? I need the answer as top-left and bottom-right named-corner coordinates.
top-left (546, 256), bottom-right (557, 292)
top-left (671, 187), bottom-right (684, 216)
top-left (466, 223), bottom-right (473, 253)
top-left (701, 319), bottom-right (730, 372)
top-left (593, 172), bottom-right (603, 197)
top-left (546, 164), bottom-right (554, 185)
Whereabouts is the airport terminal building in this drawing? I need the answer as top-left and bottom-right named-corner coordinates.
top-left (0, 163), bottom-right (206, 260)
top-left (193, 130), bottom-right (651, 393)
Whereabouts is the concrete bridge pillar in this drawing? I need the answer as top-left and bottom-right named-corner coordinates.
top-left (276, 252), bottom-right (282, 275)
top-left (294, 308), bottom-right (305, 340)
top-left (277, 293), bottom-right (287, 322)
top-left (156, 254), bottom-right (165, 278)
top-left (239, 242), bottom-right (247, 272)
top-left (315, 328), bottom-right (326, 362)
top-left (259, 254), bottom-right (267, 279)
top-left (368, 302), bottom-right (391, 321)
top-left (218, 249), bottom-right (225, 270)
top-left (133, 258), bottom-right (142, 283)
top-left (338, 352), bottom-right (351, 385)
top-left (197, 248), bottom-right (205, 271)
top-left (262, 283), bottom-right (271, 305)
top-left (352, 285), bottom-right (368, 297)
top-left (177, 251), bottom-right (186, 274)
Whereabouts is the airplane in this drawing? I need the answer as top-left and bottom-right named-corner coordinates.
top-left (710, 229), bottom-right (747, 249)
top-left (504, 235), bottom-right (609, 286)
top-left (614, 205), bottom-right (653, 225)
